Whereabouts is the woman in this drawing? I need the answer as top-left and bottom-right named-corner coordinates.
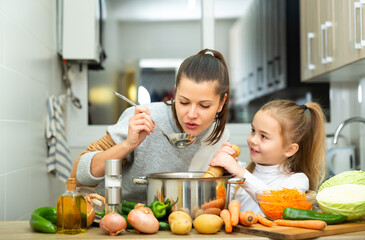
top-left (71, 49), bottom-right (231, 203)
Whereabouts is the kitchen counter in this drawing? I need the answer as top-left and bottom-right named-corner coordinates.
top-left (1, 221), bottom-right (365, 240)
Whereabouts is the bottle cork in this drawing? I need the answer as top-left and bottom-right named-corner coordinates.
top-left (202, 144), bottom-right (241, 178)
top-left (66, 178), bottom-right (77, 191)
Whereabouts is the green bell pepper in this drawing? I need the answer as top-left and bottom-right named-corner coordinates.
top-left (164, 197), bottom-right (178, 218)
top-left (283, 207), bottom-right (347, 224)
top-left (150, 200), bottom-right (171, 219)
top-left (29, 207), bottom-right (57, 233)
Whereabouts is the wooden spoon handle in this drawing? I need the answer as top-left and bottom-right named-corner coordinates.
top-left (202, 144), bottom-right (241, 178)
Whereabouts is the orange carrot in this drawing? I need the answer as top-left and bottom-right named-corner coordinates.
top-left (201, 198), bottom-right (225, 210)
top-left (228, 200), bottom-right (241, 226)
top-left (216, 184), bottom-right (226, 200)
top-left (256, 213), bottom-right (273, 227)
top-left (257, 188), bottom-right (313, 219)
top-left (204, 207), bottom-right (222, 216)
top-left (239, 211), bottom-right (255, 226)
top-left (245, 211), bottom-right (257, 224)
top-left (274, 220), bottom-right (327, 230)
top-left (220, 209), bottom-right (233, 233)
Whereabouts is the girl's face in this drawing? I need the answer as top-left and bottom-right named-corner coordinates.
top-left (175, 76), bottom-right (226, 136)
top-left (247, 110), bottom-right (290, 166)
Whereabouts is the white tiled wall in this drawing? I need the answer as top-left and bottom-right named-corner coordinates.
top-left (0, 0), bottom-right (65, 221)
top-left (329, 81), bottom-right (365, 171)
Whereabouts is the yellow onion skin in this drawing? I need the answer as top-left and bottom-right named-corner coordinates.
top-left (85, 193), bottom-right (105, 227)
top-left (86, 200), bottom-right (95, 227)
top-left (127, 207), bottom-right (159, 234)
top-left (99, 212), bottom-right (127, 236)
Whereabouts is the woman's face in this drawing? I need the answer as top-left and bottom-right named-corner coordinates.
top-left (175, 76), bottom-right (226, 136)
top-left (246, 110), bottom-right (289, 166)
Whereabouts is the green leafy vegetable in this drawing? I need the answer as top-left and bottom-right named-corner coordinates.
top-left (318, 170), bottom-right (365, 192)
top-left (317, 171), bottom-right (365, 221)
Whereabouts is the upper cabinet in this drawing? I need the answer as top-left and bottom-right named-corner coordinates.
top-left (229, 0), bottom-right (286, 106)
top-left (300, 0), bottom-right (365, 82)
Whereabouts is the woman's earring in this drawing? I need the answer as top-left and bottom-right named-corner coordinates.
top-left (214, 113), bottom-right (219, 122)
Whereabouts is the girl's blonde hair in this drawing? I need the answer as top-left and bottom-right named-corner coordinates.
top-left (246, 99), bottom-right (326, 190)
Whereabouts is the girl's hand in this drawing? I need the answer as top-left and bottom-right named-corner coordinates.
top-left (125, 106), bottom-right (156, 149)
top-left (209, 143), bottom-right (245, 177)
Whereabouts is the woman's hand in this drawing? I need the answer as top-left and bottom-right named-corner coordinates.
top-left (125, 106), bottom-right (156, 149)
top-left (209, 142), bottom-right (245, 177)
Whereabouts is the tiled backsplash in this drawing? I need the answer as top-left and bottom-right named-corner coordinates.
top-left (0, 0), bottom-right (65, 221)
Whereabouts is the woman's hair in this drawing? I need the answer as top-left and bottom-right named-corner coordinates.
top-left (165, 49), bottom-right (230, 145)
top-left (246, 99), bottom-right (326, 191)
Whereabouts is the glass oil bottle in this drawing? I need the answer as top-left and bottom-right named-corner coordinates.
top-left (56, 178), bottom-right (87, 234)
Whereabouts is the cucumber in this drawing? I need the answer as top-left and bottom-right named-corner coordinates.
top-left (121, 213), bottom-right (133, 229)
top-left (283, 207), bottom-right (347, 224)
top-left (121, 206), bottom-right (133, 214)
top-left (159, 221), bottom-right (170, 230)
top-left (121, 200), bottom-right (139, 209)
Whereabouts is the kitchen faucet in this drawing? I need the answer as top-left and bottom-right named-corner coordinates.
top-left (333, 117), bottom-right (365, 144)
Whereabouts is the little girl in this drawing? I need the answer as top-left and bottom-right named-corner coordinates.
top-left (209, 99), bottom-right (326, 214)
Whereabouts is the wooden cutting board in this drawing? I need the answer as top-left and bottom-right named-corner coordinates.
top-left (234, 222), bottom-right (365, 240)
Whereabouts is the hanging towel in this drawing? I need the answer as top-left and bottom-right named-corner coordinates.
top-left (45, 95), bottom-right (73, 183)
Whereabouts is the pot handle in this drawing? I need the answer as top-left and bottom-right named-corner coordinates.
top-left (133, 176), bottom-right (148, 185)
top-left (227, 177), bottom-right (245, 184)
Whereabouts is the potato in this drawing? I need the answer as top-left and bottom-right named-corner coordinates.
top-left (193, 209), bottom-right (204, 219)
top-left (191, 206), bottom-right (200, 218)
top-left (232, 144), bottom-right (241, 158)
top-left (170, 218), bottom-right (192, 235)
top-left (168, 211), bottom-right (192, 225)
top-left (193, 214), bottom-right (223, 234)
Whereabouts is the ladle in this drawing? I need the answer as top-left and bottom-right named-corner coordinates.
top-left (113, 91), bottom-right (197, 149)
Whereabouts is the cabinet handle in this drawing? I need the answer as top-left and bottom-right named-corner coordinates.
top-left (248, 72), bottom-right (254, 94)
top-left (267, 61), bottom-right (273, 87)
top-left (354, 2), bottom-right (362, 49)
top-left (321, 21), bottom-right (333, 64)
top-left (275, 56), bottom-right (282, 77)
top-left (256, 67), bottom-right (263, 91)
top-left (243, 77), bottom-right (248, 97)
top-left (325, 21), bottom-right (333, 63)
top-left (274, 56), bottom-right (281, 84)
top-left (307, 32), bottom-right (315, 70)
top-left (321, 23), bottom-right (327, 64)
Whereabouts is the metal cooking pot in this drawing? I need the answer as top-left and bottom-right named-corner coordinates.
top-left (133, 171), bottom-right (244, 219)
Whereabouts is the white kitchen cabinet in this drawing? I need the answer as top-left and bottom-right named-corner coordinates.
top-left (60, 0), bottom-right (103, 63)
top-left (272, 0), bottom-right (286, 91)
top-left (229, 0), bottom-right (286, 106)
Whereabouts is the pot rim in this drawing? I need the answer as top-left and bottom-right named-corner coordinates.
top-left (143, 171), bottom-right (233, 180)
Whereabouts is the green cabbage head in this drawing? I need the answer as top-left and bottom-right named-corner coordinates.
top-left (316, 171), bottom-right (365, 221)
top-left (318, 170), bottom-right (365, 192)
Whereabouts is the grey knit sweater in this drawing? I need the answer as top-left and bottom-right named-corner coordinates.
top-left (76, 102), bottom-right (229, 203)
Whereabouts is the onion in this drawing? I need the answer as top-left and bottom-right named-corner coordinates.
top-left (86, 201), bottom-right (95, 227)
top-left (127, 207), bottom-right (159, 233)
top-left (85, 193), bottom-right (105, 227)
top-left (99, 212), bottom-right (127, 236)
